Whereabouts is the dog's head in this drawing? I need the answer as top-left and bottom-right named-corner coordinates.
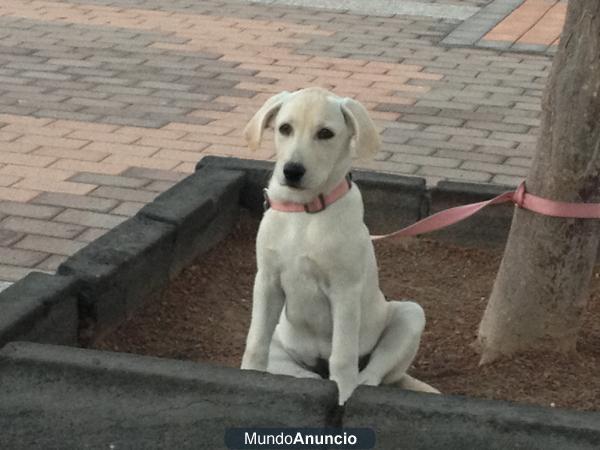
top-left (244, 87), bottom-right (380, 202)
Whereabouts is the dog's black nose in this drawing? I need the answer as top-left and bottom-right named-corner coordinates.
top-left (283, 162), bottom-right (305, 183)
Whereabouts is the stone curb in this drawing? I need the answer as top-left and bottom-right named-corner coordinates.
top-left (0, 272), bottom-right (80, 347)
top-left (0, 341), bottom-right (338, 449)
top-left (345, 385), bottom-right (600, 450)
top-left (57, 214), bottom-right (177, 344)
top-left (139, 167), bottom-right (246, 276)
top-left (2, 341), bottom-right (599, 449)
top-left (435, 180), bottom-right (512, 200)
top-left (55, 164), bottom-right (246, 343)
top-left (197, 156), bottom-right (273, 212)
top-left (353, 168), bottom-right (428, 234)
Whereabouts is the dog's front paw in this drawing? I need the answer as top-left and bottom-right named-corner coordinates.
top-left (241, 351), bottom-right (268, 371)
top-left (241, 361), bottom-right (264, 371)
top-left (332, 374), bottom-right (359, 406)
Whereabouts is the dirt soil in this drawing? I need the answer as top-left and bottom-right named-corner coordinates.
top-left (95, 212), bottom-right (600, 412)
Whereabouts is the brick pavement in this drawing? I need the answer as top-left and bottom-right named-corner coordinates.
top-left (0, 0), bottom-right (563, 284)
top-left (483, 0), bottom-right (566, 52)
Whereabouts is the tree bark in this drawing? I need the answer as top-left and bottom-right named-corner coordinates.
top-left (477, 0), bottom-right (600, 364)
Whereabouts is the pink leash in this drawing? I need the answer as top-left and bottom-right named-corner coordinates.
top-left (372, 181), bottom-right (600, 240)
top-left (265, 177), bottom-right (600, 239)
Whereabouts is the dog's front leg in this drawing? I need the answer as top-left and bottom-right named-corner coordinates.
top-left (329, 286), bottom-right (361, 405)
top-left (241, 270), bottom-right (284, 371)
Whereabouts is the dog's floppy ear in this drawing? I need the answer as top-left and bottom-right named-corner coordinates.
top-left (244, 91), bottom-right (291, 151)
top-left (340, 98), bottom-right (380, 158)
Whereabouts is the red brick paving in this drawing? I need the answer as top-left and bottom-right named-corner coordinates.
top-left (483, 0), bottom-right (566, 46)
top-left (0, 0), bottom-right (557, 283)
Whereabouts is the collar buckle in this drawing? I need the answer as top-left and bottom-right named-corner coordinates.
top-left (304, 194), bottom-right (326, 214)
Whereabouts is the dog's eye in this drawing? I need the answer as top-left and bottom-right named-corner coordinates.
top-left (279, 123), bottom-right (293, 136)
top-left (316, 128), bottom-right (334, 140)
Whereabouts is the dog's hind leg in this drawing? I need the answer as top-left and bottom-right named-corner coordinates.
top-left (358, 301), bottom-right (438, 393)
top-left (267, 332), bottom-right (321, 379)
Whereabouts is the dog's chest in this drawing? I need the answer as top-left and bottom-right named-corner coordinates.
top-left (274, 232), bottom-right (328, 300)
top-left (278, 248), bottom-right (332, 334)
top-left (279, 250), bottom-right (323, 294)
top-left (259, 214), bottom-right (335, 330)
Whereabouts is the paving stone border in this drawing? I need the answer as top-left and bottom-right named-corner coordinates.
top-left (245, 0), bottom-right (480, 20)
top-left (138, 168), bottom-right (245, 277)
top-left (345, 384), bottom-right (600, 450)
top-left (2, 155), bottom-right (599, 448)
top-left (56, 215), bottom-right (178, 344)
top-left (0, 341), bottom-right (338, 449)
top-left (2, 341), bottom-right (600, 449)
top-left (442, 0), bottom-right (525, 50)
top-left (0, 272), bottom-right (80, 347)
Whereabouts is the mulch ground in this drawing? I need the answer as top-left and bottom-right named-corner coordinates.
top-left (94, 212), bottom-right (600, 412)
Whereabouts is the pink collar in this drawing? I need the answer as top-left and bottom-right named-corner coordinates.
top-left (264, 175), bottom-right (352, 213)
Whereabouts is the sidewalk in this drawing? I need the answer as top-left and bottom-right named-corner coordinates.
top-left (0, 0), bottom-right (565, 284)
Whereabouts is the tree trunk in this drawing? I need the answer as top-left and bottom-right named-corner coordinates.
top-left (477, 0), bottom-right (600, 364)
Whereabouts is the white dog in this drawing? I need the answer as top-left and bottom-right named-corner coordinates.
top-left (241, 87), bottom-right (438, 405)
